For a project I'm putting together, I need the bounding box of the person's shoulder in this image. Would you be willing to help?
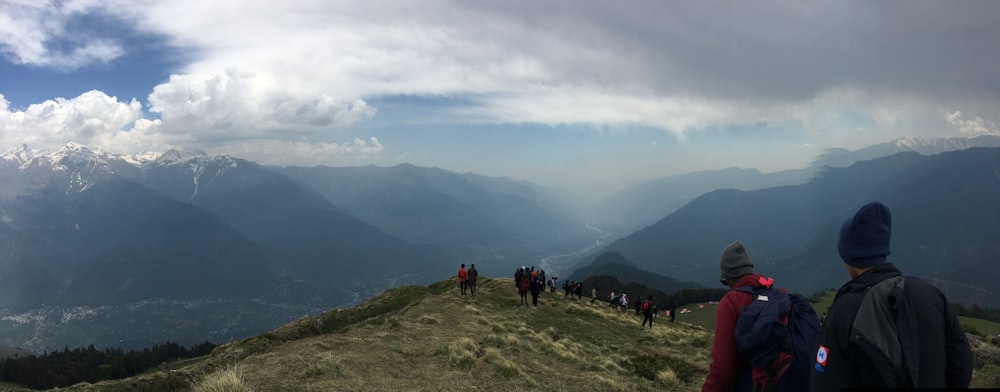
[900,275,952,306]
[720,288,752,305]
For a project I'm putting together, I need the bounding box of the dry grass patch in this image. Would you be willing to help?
[437,337,480,368]
[192,364,254,392]
[483,347,522,378]
[482,332,518,348]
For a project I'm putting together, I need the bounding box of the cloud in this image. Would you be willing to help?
[147,68,377,139]
[118,0,999,135]
[0,90,151,150]
[0,1,125,70]
[209,137,384,166]
[947,110,999,136]
[0,91,385,165]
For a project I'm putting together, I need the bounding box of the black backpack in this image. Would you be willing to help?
[732,278,820,392]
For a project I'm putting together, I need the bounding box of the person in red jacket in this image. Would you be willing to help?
[702,241,766,392]
[457,263,468,295]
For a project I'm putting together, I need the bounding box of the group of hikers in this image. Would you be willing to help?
[454,202,975,391]
[701,202,973,391]
[455,263,477,296]
[512,266,549,307]
[465,262,679,329]
[510,266,671,328]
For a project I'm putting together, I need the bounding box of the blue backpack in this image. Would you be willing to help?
[733,278,820,392]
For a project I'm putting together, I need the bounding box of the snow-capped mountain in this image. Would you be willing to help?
[0,144,247,201]
[0,142,454,352]
[813,134,1000,168]
[0,143,152,196]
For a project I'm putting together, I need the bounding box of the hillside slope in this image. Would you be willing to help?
[17,278,1000,391]
[35,278,718,391]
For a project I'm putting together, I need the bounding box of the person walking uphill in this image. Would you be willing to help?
[457,264,468,295]
[467,264,478,296]
[810,202,972,391]
[641,295,654,328]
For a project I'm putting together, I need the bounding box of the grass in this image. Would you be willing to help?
[191,364,254,392]
[16,277,1000,391]
[960,316,1000,338]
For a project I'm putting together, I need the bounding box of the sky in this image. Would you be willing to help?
[1,0,999,200]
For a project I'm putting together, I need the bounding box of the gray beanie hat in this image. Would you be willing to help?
[720,241,755,281]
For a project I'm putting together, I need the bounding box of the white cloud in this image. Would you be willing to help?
[0,91,152,150]
[947,110,999,136]
[0,1,124,69]
[209,137,384,166]
[148,68,377,139]
[0,91,384,165]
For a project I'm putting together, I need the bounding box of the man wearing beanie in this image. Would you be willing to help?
[702,241,771,392]
[811,202,972,391]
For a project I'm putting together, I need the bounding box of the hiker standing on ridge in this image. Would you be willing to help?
[468,264,478,296]
[702,241,810,392]
[641,295,654,328]
[518,270,530,306]
[530,271,544,307]
[457,264,468,295]
[810,202,972,391]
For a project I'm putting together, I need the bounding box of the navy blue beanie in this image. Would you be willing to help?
[838,202,892,268]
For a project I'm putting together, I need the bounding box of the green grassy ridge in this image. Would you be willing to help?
[6,278,999,391]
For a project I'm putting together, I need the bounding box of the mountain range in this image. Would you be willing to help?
[2,135,999,353]
[574,146,1000,307]
[594,135,1000,235]
[566,251,702,295]
[1,143,580,351]
[277,164,597,273]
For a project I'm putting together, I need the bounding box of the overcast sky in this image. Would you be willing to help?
[1,0,998,199]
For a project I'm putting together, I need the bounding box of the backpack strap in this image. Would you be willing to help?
[732,285,764,297]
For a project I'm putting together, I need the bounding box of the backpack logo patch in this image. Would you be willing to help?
[816,345,828,366]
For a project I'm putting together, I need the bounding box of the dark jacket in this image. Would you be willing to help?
[702,273,765,392]
[530,277,544,295]
[810,263,972,391]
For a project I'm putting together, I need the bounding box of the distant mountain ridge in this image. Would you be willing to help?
[575,146,1000,307]
[813,135,1000,168]
[566,251,702,295]
[0,143,455,351]
[592,166,815,233]
[594,135,1000,236]
[278,164,597,273]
